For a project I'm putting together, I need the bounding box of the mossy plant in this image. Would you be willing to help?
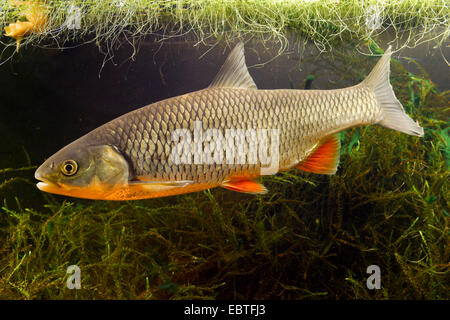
[0,45,448,299]
[0,0,448,60]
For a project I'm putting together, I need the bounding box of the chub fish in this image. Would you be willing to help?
[35,43,423,200]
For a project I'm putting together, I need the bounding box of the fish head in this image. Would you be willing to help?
[35,142,130,199]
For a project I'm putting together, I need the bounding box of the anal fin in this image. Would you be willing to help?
[221,178,267,194]
[296,135,340,175]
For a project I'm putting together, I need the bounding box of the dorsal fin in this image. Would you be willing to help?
[296,135,341,175]
[209,42,257,89]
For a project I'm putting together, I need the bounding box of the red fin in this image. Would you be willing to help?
[221,179,267,194]
[297,135,340,174]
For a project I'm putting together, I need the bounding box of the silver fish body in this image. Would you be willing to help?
[85,85,379,181]
[34,43,423,200]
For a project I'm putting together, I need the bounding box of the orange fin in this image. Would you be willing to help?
[221,179,267,194]
[296,135,340,174]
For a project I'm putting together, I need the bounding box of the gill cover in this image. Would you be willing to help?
[87,145,130,187]
[35,144,130,199]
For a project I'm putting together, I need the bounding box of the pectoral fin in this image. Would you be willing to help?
[221,178,267,194]
[131,178,193,192]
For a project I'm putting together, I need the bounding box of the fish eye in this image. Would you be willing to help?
[61,160,78,176]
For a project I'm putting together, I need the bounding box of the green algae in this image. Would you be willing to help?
[0,46,448,299]
[0,0,448,62]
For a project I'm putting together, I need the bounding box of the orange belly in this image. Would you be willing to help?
[103,183,219,200]
[40,181,219,201]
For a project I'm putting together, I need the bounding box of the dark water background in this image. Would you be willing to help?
[0,35,448,205]
[0,32,448,300]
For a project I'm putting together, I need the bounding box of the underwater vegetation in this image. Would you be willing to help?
[0,40,448,299]
[0,0,448,61]
[3,0,48,52]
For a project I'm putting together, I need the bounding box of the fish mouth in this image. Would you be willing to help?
[36,181,52,190]
[36,179,60,191]
[35,171,60,190]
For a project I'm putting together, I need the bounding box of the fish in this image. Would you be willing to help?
[35,42,424,200]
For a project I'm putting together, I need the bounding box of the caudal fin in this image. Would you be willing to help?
[363,46,424,137]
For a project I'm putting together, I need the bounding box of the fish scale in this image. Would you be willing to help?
[87,85,380,184]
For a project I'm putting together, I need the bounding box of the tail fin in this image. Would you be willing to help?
[363,46,424,137]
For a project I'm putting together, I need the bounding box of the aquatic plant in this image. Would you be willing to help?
[3,0,48,52]
[0,47,448,299]
[0,0,448,62]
